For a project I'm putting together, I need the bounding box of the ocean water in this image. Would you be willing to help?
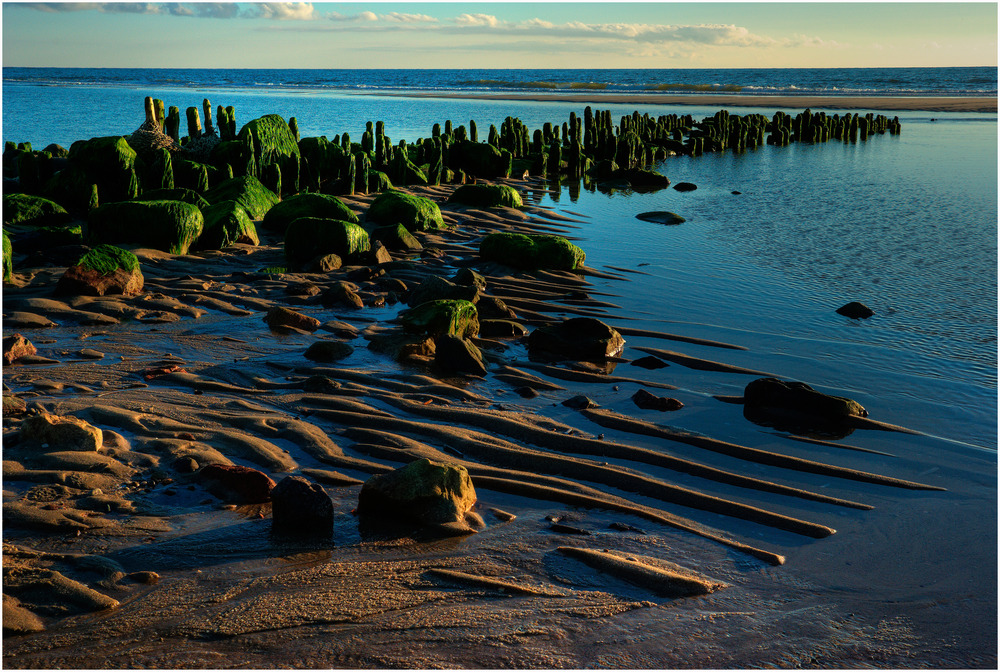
[1,67,996,451]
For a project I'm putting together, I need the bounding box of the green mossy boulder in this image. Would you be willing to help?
[55,244,143,297]
[3,194,72,227]
[197,201,259,250]
[67,136,138,202]
[449,140,511,178]
[136,188,210,210]
[87,200,203,255]
[448,183,523,209]
[238,114,300,178]
[203,175,279,220]
[366,190,445,233]
[261,193,359,232]
[367,169,393,192]
[371,223,423,252]
[479,232,585,271]
[12,224,84,253]
[2,231,12,283]
[42,165,99,214]
[386,152,428,186]
[358,458,477,527]
[284,217,370,268]
[400,299,479,339]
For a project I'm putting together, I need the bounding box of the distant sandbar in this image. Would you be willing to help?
[374,91,997,114]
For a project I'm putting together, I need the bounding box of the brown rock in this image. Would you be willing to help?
[199,463,276,503]
[321,282,364,310]
[271,476,333,536]
[19,412,103,452]
[56,264,144,297]
[3,333,37,365]
[264,306,321,332]
[632,389,684,411]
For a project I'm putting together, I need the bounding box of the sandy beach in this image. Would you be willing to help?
[378,91,998,113]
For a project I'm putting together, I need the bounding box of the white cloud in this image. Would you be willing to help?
[453,13,500,28]
[253,3,316,21]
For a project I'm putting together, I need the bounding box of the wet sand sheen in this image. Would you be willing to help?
[1,177,988,668]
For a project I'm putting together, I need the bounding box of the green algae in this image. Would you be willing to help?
[366,190,444,232]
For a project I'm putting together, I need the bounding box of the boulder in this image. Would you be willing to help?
[528,318,625,361]
[371,223,422,252]
[562,395,599,410]
[87,200,203,255]
[305,253,342,273]
[238,114,301,172]
[636,211,686,225]
[55,244,143,297]
[448,184,523,209]
[3,333,37,364]
[135,187,210,209]
[199,463,276,503]
[367,169,393,192]
[476,295,517,320]
[366,332,436,362]
[400,300,479,339]
[406,275,479,307]
[203,175,279,220]
[836,301,874,319]
[284,217,370,268]
[452,268,487,291]
[67,135,138,203]
[358,458,477,527]
[478,319,527,339]
[479,232,586,271]
[448,140,511,178]
[385,152,428,186]
[304,340,354,362]
[3,231,12,283]
[632,389,684,411]
[270,476,334,537]
[630,355,669,370]
[321,281,364,309]
[196,201,259,250]
[366,190,445,233]
[673,182,698,192]
[3,193,72,227]
[19,412,103,452]
[261,192,359,232]
[10,224,84,254]
[264,306,321,332]
[434,334,487,376]
[743,377,868,425]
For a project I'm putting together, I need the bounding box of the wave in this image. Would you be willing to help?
[459,79,608,91]
[646,83,744,92]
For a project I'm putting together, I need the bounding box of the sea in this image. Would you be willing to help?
[2,66,997,452]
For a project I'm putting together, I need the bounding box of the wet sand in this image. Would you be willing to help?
[376,91,998,113]
[2,179,996,668]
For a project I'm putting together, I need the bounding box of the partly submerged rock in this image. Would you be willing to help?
[528,317,625,361]
[743,377,868,427]
[270,475,334,537]
[636,211,686,225]
[632,388,684,411]
[304,340,354,363]
[836,301,875,319]
[434,334,487,377]
[55,244,143,297]
[673,182,698,192]
[358,458,477,528]
[479,232,585,271]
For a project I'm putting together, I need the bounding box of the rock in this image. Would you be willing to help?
[836,301,874,319]
[171,456,199,474]
[199,463,276,503]
[636,211,686,225]
[320,281,364,310]
[304,340,354,362]
[237,114,301,175]
[196,200,259,249]
[55,244,143,297]
[264,306,321,332]
[135,187,210,209]
[452,268,487,291]
[260,192,359,232]
[528,318,625,361]
[400,300,479,339]
[87,201,203,255]
[448,140,511,178]
[3,394,28,417]
[19,412,103,452]
[385,151,428,186]
[434,334,487,376]
[3,594,45,634]
[284,217,370,268]
[478,319,528,339]
[366,190,445,232]
[3,193,72,227]
[562,395,599,410]
[305,253,343,273]
[514,386,538,399]
[11,225,84,254]
[203,175,280,219]
[2,231,12,283]
[3,333,37,365]
[476,295,518,320]
[479,232,586,271]
[611,168,670,190]
[673,182,698,192]
[630,355,669,370]
[406,275,479,307]
[66,135,138,203]
[743,377,868,425]
[447,183,523,208]
[366,332,436,362]
[128,571,160,585]
[363,240,392,266]
[358,458,477,527]
[270,475,334,536]
[370,223,422,252]
[367,169,393,193]
[632,389,684,411]
[319,320,360,339]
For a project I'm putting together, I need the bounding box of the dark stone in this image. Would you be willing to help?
[836,301,874,319]
[199,463,276,503]
[304,340,354,362]
[743,377,868,428]
[303,375,341,393]
[528,318,625,361]
[305,253,343,273]
[434,334,487,377]
[630,355,669,370]
[406,275,479,307]
[171,457,199,474]
[673,182,698,192]
[320,282,364,309]
[636,211,686,225]
[631,389,683,412]
[270,475,333,537]
[264,306,321,332]
[478,319,528,339]
[476,295,517,320]
[562,395,599,410]
[357,458,477,527]
[514,386,538,399]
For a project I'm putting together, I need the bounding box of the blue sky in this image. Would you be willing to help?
[2,2,996,69]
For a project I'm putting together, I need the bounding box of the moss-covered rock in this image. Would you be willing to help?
[386,152,428,186]
[67,136,138,203]
[87,200,203,255]
[239,115,301,166]
[136,188,210,210]
[367,169,393,192]
[447,183,523,209]
[42,165,99,214]
[371,223,422,252]
[406,275,479,307]
[261,193,358,232]
[2,231,12,283]
[203,175,279,220]
[479,232,585,271]
[55,244,143,297]
[3,194,72,227]
[358,458,477,527]
[284,217,370,268]
[449,140,511,178]
[400,299,479,339]
[197,201,259,250]
[11,224,84,253]
[366,190,445,233]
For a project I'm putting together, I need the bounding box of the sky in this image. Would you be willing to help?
[1,1,997,69]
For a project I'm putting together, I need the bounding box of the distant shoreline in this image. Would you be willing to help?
[372,91,998,114]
